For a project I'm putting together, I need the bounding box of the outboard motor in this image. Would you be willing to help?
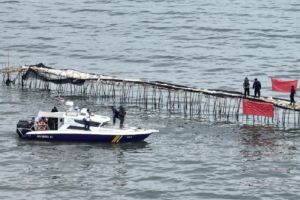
[16,120,32,138]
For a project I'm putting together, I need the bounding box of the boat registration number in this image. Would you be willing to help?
[37,135,53,139]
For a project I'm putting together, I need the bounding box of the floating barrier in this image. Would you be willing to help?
[1,63,300,129]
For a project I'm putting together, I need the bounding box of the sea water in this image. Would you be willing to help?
[1,1,300,199]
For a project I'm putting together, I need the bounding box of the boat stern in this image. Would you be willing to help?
[16,120,32,138]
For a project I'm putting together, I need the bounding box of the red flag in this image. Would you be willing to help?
[243,99,274,117]
[271,78,298,93]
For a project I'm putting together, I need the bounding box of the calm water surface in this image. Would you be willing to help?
[1,0,300,199]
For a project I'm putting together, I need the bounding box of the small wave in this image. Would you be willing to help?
[192,56,212,60]
[150,62,175,68]
[68,54,83,58]
[108,11,127,16]
[240,54,256,58]
[147,55,185,61]
[28,26,43,30]
[25,44,57,50]
[248,28,287,33]
[7,44,26,48]
[33,37,55,41]
[0,1,19,4]
[150,10,193,16]
[243,43,277,49]
[170,35,203,41]
[141,69,169,74]
[251,72,267,76]
[205,67,233,72]
[123,59,151,64]
[196,26,239,32]
[71,9,106,13]
[5,20,27,24]
[147,26,173,31]
[0,111,21,115]
[284,8,300,12]
[80,55,106,59]
[0,101,23,105]
[248,32,300,39]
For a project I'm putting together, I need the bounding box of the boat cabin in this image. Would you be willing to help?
[37,111,65,131]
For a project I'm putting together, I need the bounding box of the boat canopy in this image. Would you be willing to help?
[38,111,65,118]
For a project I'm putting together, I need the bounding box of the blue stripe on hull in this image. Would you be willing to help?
[22,133,151,143]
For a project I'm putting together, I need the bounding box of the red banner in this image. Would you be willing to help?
[243,99,274,117]
[271,78,298,93]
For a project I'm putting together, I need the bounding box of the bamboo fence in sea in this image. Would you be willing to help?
[1,64,300,128]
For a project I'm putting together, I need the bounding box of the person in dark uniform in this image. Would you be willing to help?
[49,106,58,130]
[252,78,261,98]
[243,77,250,97]
[111,106,126,128]
[111,106,119,125]
[118,106,126,129]
[51,106,58,112]
[5,78,11,86]
[290,85,296,106]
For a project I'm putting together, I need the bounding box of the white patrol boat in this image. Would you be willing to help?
[16,104,158,143]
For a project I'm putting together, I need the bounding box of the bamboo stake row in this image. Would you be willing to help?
[1,65,300,128]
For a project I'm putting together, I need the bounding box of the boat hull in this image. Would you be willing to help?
[19,132,151,143]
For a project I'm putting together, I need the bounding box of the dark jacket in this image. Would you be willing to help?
[119,106,126,119]
[243,79,250,88]
[112,107,119,118]
[291,87,296,97]
[253,80,261,90]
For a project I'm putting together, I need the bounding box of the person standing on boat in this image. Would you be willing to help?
[84,109,91,130]
[111,106,126,128]
[111,106,119,125]
[290,85,296,106]
[51,106,58,112]
[243,77,250,97]
[119,106,126,129]
[253,78,261,98]
[49,106,58,130]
